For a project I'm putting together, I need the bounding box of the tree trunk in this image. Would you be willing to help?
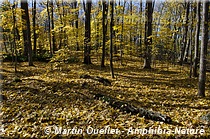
[21,0,33,66]
[143,0,153,69]
[83,0,92,64]
[120,1,126,65]
[12,3,17,72]
[198,1,209,97]
[110,0,114,78]
[129,0,132,55]
[101,0,108,68]
[193,1,201,77]
[56,1,63,50]
[113,1,119,54]
[2,31,8,53]
[184,33,190,63]
[173,26,177,65]
[189,5,195,78]
[21,1,28,57]
[139,0,143,57]
[178,1,189,65]
[47,0,52,57]
[74,0,79,51]
[50,0,56,53]
[32,0,37,56]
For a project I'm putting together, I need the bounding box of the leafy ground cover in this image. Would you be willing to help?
[0,56,210,138]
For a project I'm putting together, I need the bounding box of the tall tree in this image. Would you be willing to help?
[129,0,133,55]
[47,0,52,56]
[12,2,17,72]
[56,1,63,50]
[32,0,37,56]
[21,1,28,57]
[120,1,126,65]
[198,1,209,97]
[101,0,108,68]
[138,0,143,57]
[50,0,56,53]
[113,1,120,54]
[189,3,196,78]
[73,0,79,51]
[21,0,33,66]
[83,0,92,64]
[193,1,201,77]
[178,1,189,65]
[143,0,153,69]
[110,0,114,78]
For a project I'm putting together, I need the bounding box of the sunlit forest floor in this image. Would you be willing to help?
[1,55,210,138]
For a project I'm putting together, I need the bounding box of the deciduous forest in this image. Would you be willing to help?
[0,0,210,138]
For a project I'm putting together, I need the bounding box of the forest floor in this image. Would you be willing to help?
[1,56,210,138]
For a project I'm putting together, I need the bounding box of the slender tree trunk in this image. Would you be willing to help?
[184,31,190,63]
[8,35,13,61]
[178,1,189,65]
[120,1,126,65]
[96,14,100,51]
[184,3,194,63]
[21,1,28,57]
[190,4,196,78]
[21,0,33,66]
[189,28,193,78]
[129,0,132,55]
[110,0,114,78]
[143,0,153,69]
[83,0,92,64]
[173,25,177,65]
[32,0,37,56]
[139,0,143,57]
[193,1,201,77]
[0,28,2,71]
[12,3,17,72]
[74,0,79,51]
[2,29,8,53]
[198,1,209,97]
[101,0,108,68]
[56,1,63,49]
[50,0,56,53]
[113,1,119,54]
[47,0,52,57]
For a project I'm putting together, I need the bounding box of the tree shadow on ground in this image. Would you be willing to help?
[116,71,197,89]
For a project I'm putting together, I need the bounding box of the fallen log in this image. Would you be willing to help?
[80,74,111,86]
[93,93,172,124]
